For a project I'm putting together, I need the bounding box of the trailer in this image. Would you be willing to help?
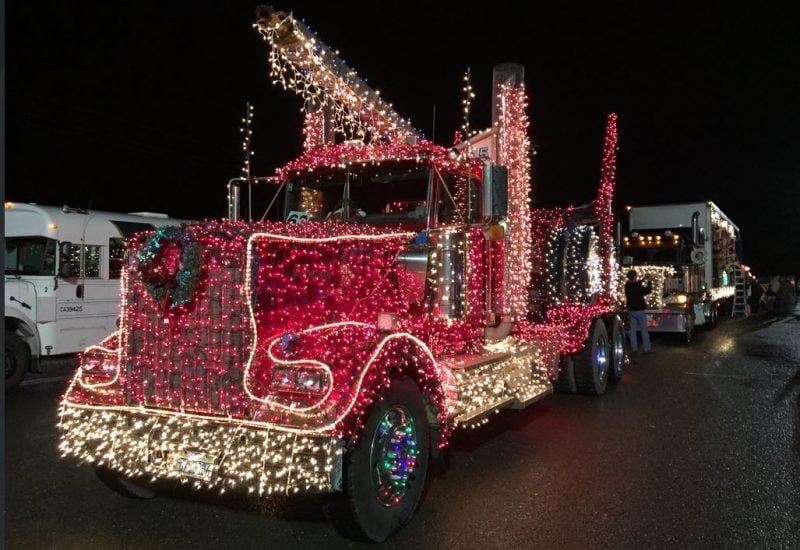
[4,203,189,390]
[620,201,742,342]
[58,6,626,541]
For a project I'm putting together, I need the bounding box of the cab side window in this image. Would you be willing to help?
[437,171,480,225]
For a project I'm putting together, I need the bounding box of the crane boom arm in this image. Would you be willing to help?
[254,5,420,143]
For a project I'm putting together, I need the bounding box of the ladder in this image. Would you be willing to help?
[731,267,748,317]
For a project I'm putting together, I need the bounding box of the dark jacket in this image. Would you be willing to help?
[776,281,796,315]
[625,280,652,311]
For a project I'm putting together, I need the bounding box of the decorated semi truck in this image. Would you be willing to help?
[59,6,626,542]
[619,201,742,342]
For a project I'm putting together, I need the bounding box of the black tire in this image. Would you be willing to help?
[5,332,31,392]
[94,466,158,499]
[709,303,719,328]
[554,355,577,394]
[605,315,625,383]
[574,319,610,396]
[332,378,430,542]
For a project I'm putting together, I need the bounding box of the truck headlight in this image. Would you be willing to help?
[296,369,325,392]
[78,356,120,388]
[270,366,327,394]
[665,294,688,306]
[270,366,296,391]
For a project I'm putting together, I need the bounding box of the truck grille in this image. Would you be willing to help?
[124,264,253,418]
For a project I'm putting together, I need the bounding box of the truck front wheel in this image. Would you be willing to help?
[334,377,430,542]
[574,319,610,396]
[554,355,577,394]
[94,466,158,499]
[5,332,30,392]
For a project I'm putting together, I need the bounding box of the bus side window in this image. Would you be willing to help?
[61,244,81,278]
[109,238,125,279]
[83,245,101,278]
[62,244,101,279]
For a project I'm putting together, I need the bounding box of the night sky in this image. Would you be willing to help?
[6,2,800,276]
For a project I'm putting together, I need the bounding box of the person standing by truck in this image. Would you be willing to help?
[625,270,653,353]
[775,276,797,318]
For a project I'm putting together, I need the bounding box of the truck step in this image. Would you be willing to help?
[509,385,553,409]
[453,396,517,425]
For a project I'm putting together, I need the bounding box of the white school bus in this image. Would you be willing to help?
[4,202,190,390]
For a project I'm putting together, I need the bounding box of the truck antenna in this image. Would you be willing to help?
[432,105,436,144]
[461,67,475,138]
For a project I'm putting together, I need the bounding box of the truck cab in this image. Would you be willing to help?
[620,201,742,341]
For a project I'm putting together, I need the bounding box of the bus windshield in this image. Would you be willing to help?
[621,245,680,266]
[5,237,57,276]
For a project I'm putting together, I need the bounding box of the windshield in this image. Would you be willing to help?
[621,245,680,266]
[284,162,430,225]
[5,237,57,276]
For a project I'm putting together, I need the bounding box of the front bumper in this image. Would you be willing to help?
[58,404,342,496]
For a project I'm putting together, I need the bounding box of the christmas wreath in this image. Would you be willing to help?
[136,226,202,309]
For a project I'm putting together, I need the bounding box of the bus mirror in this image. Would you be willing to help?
[59,263,73,278]
[59,241,74,278]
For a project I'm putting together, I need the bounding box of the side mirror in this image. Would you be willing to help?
[58,241,74,278]
[482,164,508,220]
[58,263,73,278]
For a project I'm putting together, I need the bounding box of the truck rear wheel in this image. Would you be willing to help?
[605,315,625,383]
[554,356,577,394]
[333,377,430,542]
[5,332,30,392]
[709,303,718,328]
[94,466,158,499]
[574,319,609,396]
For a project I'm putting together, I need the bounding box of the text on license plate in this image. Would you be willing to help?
[168,451,217,481]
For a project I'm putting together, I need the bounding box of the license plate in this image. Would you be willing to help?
[646,315,658,328]
[167,450,217,482]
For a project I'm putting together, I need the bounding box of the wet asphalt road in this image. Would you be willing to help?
[5,309,800,549]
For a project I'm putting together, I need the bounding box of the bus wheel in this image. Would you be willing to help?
[5,332,30,392]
